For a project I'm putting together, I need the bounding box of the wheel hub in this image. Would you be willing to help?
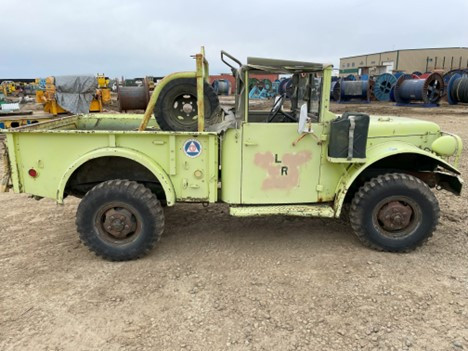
[102,208,136,238]
[377,201,413,231]
[182,103,193,114]
[172,94,198,123]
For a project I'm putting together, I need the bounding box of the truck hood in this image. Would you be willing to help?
[368,116,440,138]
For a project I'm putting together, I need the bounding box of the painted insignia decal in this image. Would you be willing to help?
[254,151,311,190]
[183,139,202,158]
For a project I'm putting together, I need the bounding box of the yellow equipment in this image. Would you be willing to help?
[96,74,111,104]
[1,81,16,96]
[35,77,68,115]
[35,75,111,116]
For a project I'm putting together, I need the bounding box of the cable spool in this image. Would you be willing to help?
[412,71,422,77]
[272,79,280,95]
[389,86,396,102]
[447,73,468,105]
[368,79,375,100]
[373,73,397,101]
[278,78,292,97]
[393,72,404,79]
[248,78,259,91]
[330,81,340,100]
[394,72,444,105]
[335,79,370,102]
[344,74,356,81]
[418,72,432,79]
[262,79,272,91]
[211,79,231,95]
[443,69,467,87]
[118,77,151,111]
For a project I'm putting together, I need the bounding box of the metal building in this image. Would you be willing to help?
[339,47,468,76]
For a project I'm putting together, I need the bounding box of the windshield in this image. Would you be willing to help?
[247,72,322,123]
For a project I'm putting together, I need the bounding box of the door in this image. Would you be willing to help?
[241,122,323,204]
[382,61,394,73]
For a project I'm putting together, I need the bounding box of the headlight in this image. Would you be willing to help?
[431,135,459,156]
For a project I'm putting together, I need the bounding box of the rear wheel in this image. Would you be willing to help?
[349,173,439,252]
[76,180,164,261]
[154,78,220,131]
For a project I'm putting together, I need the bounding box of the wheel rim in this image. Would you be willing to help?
[95,202,142,245]
[169,93,198,128]
[372,196,422,239]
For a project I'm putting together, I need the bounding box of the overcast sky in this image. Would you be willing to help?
[1,0,467,78]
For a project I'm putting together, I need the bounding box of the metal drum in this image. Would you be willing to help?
[394,73,444,105]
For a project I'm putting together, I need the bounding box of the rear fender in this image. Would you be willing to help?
[57,147,175,205]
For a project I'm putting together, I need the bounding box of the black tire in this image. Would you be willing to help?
[154,78,221,131]
[349,173,439,252]
[76,180,164,261]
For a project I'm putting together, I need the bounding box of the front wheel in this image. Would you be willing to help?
[76,180,164,261]
[349,173,439,252]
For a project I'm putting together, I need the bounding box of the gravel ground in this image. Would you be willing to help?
[0,102,467,351]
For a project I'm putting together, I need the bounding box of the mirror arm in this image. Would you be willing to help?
[292,131,321,147]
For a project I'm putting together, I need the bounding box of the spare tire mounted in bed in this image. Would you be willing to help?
[154,78,220,131]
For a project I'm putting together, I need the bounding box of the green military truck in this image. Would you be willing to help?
[1,48,463,261]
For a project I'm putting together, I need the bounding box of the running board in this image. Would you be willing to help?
[229,204,336,218]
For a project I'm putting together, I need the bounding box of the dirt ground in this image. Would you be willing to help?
[0,101,467,351]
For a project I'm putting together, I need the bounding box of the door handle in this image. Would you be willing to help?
[244,141,258,146]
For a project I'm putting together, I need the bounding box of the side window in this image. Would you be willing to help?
[247,74,294,123]
[291,73,322,122]
[246,71,322,123]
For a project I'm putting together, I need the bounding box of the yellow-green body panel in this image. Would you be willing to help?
[4,114,218,205]
[220,128,242,204]
[230,204,335,217]
[240,122,323,204]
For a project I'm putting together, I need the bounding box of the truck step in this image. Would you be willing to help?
[229,204,335,218]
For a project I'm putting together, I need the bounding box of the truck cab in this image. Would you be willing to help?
[220,55,336,209]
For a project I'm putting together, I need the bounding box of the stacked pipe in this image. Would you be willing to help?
[394,73,444,106]
[447,74,468,105]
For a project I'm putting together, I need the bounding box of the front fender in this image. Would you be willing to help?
[56,147,176,205]
[333,141,461,216]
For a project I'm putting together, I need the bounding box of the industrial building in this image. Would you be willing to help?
[339,47,468,76]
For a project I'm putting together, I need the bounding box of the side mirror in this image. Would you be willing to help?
[297,103,312,134]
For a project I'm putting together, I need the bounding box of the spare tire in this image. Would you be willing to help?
[154,78,220,131]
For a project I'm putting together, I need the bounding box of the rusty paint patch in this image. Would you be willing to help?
[254,151,311,190]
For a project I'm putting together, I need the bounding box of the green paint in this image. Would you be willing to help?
[339,68,359,74]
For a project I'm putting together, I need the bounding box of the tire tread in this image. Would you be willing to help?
[76,180,164,261]
[349,173,439,252]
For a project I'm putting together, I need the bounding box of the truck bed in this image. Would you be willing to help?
[2,114,219,204]
[9,113,159,132]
